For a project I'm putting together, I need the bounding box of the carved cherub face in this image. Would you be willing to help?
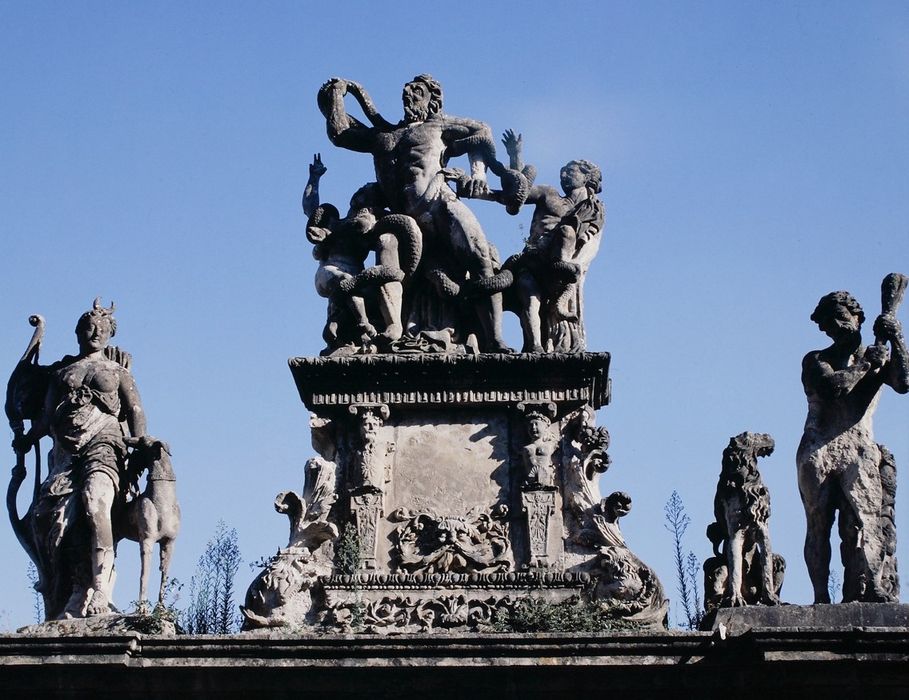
[527,414,550,440]
[560,162,587,194]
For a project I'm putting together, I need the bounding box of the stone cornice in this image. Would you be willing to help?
[288,352,611,412]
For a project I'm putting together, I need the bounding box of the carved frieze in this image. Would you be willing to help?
[388,505,511,575]
[289,353,611,413]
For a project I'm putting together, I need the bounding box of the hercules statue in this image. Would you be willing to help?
[798,275,908,603]
[317,74,514,352]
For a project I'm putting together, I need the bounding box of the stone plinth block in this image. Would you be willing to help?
[705,602,909,635]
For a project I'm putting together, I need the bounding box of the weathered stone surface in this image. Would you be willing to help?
[705,602,909,635]
[389,410,510,518]
[288,352,612,411]
[798,274,908,603]
[246,351,667,631]
[308,75,606,356]
[14,612,177,637]
[490,130,604,353]
[703,432,784,612]
[6,301,178,621]
[315,75,515,354]
[2,628,909,699]
[245,75,655,633]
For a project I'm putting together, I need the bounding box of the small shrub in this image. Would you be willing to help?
[336,522,362,575]
[493,597,641,633]
[664,491,704,630]
[127,578,183,634]
[26,561,43,624]
[180,521,242,634]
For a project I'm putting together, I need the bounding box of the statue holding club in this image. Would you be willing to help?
[797,273,909,603]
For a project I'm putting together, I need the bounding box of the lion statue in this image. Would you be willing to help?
[703,432,784,611]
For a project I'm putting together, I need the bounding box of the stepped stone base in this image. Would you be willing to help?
[705,602,909,635]
[2,627,908,699]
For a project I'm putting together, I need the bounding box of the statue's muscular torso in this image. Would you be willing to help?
[371,118,462,214]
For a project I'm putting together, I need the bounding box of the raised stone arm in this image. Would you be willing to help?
[802,348,886,401]
[873,273,909,393]
[303,153,326,218]
[874,314,909,394]
[441,115,503,198]
[502,129,523,171]
[344,81,395,130]
[318,78,375,153]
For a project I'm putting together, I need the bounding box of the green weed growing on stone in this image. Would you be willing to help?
[336,522,362,576]
[492,596,642,633]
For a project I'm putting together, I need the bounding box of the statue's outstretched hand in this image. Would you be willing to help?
[458,178,489,199]
[309,153,327,179]
[502,129,522,157]
[320,77,347,93]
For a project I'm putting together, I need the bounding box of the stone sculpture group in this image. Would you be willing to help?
[239,74,671,633]
[4,73,906,632]
[307,74,603,356]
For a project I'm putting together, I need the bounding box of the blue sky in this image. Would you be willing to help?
[1,2,907,629]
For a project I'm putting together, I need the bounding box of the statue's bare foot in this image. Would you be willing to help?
[357,323,377,344]
[86,590,112,616]
[380,323,403,342]
[722,592,747,608]
[61,588,88,619]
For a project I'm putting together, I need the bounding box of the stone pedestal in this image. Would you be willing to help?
[242,352,667,632]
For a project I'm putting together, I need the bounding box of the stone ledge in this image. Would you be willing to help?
[705,602,909,635]
[1,628,907,699]
[288,352,611,412]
